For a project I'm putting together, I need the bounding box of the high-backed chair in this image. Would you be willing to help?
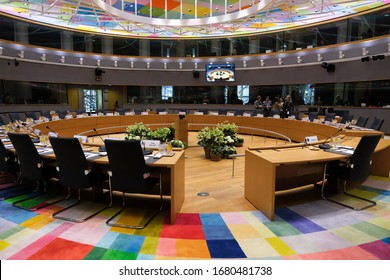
[0,113,12,125]
[104,139,163,229]
[355,116,369,127]
[8,133,62,210]
[309,112,318,122]
[0,140,18,188]
[370,118,384,131]
[25,111,39,120]
[49,137,108,223]
[324,113,336,122]
[57,110,68,119]
[9,112,26,122]
[341,114,353,124]
[321,134,381,210]
[40,110,52,120]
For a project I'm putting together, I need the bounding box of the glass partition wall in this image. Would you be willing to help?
[1,80,389,108]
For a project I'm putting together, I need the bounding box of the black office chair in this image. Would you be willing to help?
[25,111,39,120]
[104,139,163,229]
[321,134,381,210]
[309,112,318,122]
[0,113,12,125]
[370,118,384,131]
[341,114,353,124]
[49,137,108,223]
[8,133,62,210]
[324,113,336,122]
[0,140,19,190]
[355,116,369,127]
[9,112,25,123]
[40,110,52,120]
[57,110,68,119]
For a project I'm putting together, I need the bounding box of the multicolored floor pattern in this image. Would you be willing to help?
[0,176,389,260]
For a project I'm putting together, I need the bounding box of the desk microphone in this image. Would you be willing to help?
[93,128,106,152]
[318,128,343,149]
[46,126,59,137]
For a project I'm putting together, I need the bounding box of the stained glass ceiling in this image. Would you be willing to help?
[0,0,388,38]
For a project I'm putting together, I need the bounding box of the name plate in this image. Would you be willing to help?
[74,135,88,143]
[226,112,235,116]
[179,111,186,115]
[141,112,149,115]
[141,140,160,149]
[243,113,251,117]
[194,111,204,115]
[159,111,168,115]
[106,113,114,116]
[304,136,318,143]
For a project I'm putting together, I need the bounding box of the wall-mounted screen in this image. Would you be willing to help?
[206,64,235,82]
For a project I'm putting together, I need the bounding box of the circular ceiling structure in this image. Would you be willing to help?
[0,0,389,38]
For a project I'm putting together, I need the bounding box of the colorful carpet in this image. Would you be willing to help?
[0,176,389,260]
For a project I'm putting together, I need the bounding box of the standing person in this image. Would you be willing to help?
[281,95,294,118]
[254,95,262,111]
[262,96,272,117]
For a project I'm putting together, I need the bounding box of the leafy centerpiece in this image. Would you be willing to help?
[197,121,243,160]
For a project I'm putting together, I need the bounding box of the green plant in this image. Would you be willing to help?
[125,122,150,140]
[217,121,238,136]
[171,139,187,149]
[147,127,174,142]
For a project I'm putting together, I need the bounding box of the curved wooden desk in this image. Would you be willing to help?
[245,137,390,220]
[32,114,383,142]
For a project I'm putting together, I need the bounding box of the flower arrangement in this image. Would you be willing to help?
[217,121,238,136]
[171,139,187,149]
[124,122,186,148]
[147,127,174,142]
[125,122,150,140]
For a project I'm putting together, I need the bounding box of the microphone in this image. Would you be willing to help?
[318,128,343,149]
[46,126,59,137]
[93,128,106,152]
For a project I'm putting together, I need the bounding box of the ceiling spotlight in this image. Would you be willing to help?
[60,56,65,63]
[97,59,101,66]
[179,62,183,69]
[146,62,150,69]
[260,59,265,67]
[79,58,84,65]
[362,47,369,56]
[130,61,134,68]
[278,58,283,65]
[18,51,24,58]
[40,54,46,61]
[338,51,345,59]
[317,54,323,61]
[194,62,198,69]
[0,47,3,55]
[164,62,167,69]
[243,61,247,67]
[114,60,118,67]
[297,56,302,64]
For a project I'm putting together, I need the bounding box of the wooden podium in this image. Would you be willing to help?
[175,117,188,144]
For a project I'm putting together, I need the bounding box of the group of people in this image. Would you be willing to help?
[254,95,294,118]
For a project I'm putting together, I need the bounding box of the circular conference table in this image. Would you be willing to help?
[32,114,388,222]
[32,114,384,142]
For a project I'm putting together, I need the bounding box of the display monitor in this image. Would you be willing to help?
[206,64,235,82]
